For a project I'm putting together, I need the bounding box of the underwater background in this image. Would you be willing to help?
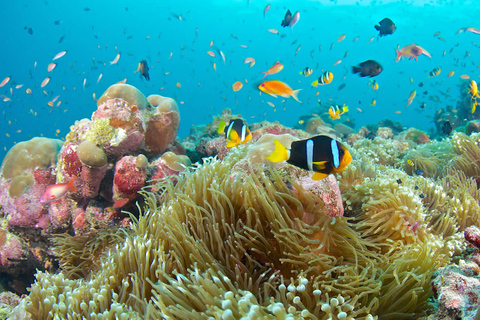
[1,0,479,162]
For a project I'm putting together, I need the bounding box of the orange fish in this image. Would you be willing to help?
[448,70,455,78]
[47,63,56,72]
[40,177,78,204]
[460,74,470,79]
[466,27,480,34]
[395,44,431,62]
[406,90,416,107]
[110,53,121,65]
[258,80,301,102]
[337,34,346,42]
[53,50,67,60]
[232,81,243,91]
[206,51,215,57]
[261,61,284,79]
[41,77,50,88]
[244,57,255,67]
[0,77,10,87]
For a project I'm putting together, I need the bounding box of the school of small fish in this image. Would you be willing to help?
[1,3,480,153]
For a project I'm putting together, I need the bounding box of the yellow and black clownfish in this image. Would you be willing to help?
[217,119,252,148]
[299,67,313,77]
[328,104,348,120]
[311,71,333,87]
[266,135,352,180]
[428,67,441,77]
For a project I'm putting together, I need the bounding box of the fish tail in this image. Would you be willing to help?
[217,120,226,134]
[395,47,402,62]
[67,176,79,192]
[266,140,289,163]
[352,66,360,74]
[291,89,302,103]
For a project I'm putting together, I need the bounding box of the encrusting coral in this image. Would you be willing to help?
[18,131,474,320]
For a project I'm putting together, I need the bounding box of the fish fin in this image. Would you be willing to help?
[352,66,361,74]
[312,161,328,170]
[261,72,268,79]
[217,120,226,134]
[266,140,289,163]
[311,172,329,180]
[67,176,79,192]
[311,80,318,87]
[226,140,236,148]
[266,92,278,98]
[291,89,302,103]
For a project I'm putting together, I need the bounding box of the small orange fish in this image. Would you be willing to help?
[206,51,215,57]
[15,84,23,89]
[395,44,431,62]
[244,57,255,67]
[47,63,56,72]
[26,88,32,95]
[117,78,127,84]
[258,80,301,102]
[53,50,67,60]
[209,41,214,47]
[176,82,181,88]
[113,198,131,209]
[41,77,50,88]
[40,177,78,204]
[448,70,455,78]
[97,73,103,83]
[213,62,217,71]
[334,59,342,66]
[460,74,470,79]
[406,90,416,107]
[368,36,375,44]
[110,53,121,65]
[466,27,480,35]
[0,77,10,87]
[268,29,279,34]
[261,61,284,78]
[337,34,346,42]
[232,81,243,92]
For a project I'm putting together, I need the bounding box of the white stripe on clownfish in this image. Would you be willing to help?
[331,139,340,168]
[306,139,314,171]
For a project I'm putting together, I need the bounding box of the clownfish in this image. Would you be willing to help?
[218,119,252,148]
[266,135,352,180]
[328,104,348,120]
[299,67,313,77]
[312,71,333,87]
[428,67,441,77]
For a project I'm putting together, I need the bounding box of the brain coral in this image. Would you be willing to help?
[1,137,63,180]
[21,139,469,320]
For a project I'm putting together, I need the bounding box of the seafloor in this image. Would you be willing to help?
[1,83,480,319]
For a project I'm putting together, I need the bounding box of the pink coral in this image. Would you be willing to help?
[144,110,180,155]
[112,156,148,201]
[80,164,108,198]
[294,174,344,217]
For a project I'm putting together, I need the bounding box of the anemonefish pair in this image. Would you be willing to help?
[328,104,348,120]
[218,119,252,148]
[266,135,352,180]
[299,67,313,77]
[311,71,333,87]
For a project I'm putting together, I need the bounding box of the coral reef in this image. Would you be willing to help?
[15,131,472,320]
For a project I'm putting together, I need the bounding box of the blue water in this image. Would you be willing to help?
[1,0,478,162]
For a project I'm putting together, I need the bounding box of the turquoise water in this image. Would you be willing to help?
[1,0,478,161]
